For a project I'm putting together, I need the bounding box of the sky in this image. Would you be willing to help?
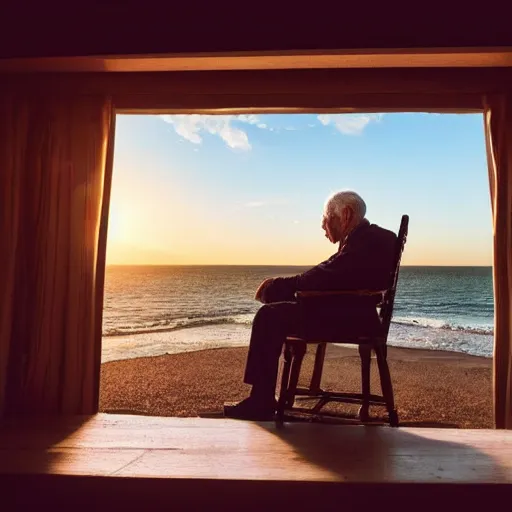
[107,112,492,266]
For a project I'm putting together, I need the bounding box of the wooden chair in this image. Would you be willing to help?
[276,215,409,427]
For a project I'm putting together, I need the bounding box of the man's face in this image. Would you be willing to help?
[322,205,355,244]
[322,211,343,244]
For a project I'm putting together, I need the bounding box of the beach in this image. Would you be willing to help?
[99,343,493,428]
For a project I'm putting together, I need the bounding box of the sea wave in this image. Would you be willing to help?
[103,313,493,337]
[392,316,493,335]
[103,314,254,337]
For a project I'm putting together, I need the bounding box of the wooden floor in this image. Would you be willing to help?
[1,414,512,509]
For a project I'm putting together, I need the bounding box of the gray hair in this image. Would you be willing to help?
[325,190,367,221]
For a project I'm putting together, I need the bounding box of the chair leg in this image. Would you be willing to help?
[277,343,293,422]
[288,343,306,407]
[375,345,399,427]
[358,345,372,422]
[309,343,326,394]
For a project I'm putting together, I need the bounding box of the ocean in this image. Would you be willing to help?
[102,265,494,362]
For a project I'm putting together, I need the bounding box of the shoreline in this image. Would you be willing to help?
[101,323,493,364]
[101,324,251,363]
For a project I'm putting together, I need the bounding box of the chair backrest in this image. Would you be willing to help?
[379,215,409,337]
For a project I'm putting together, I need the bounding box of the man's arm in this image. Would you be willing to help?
[257,227,396,302]
[257,252,339,303]
[296,249,360,291]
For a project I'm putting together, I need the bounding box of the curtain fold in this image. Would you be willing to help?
[0,93,27,416]
[0,92,114,416]
[484,94,512,429]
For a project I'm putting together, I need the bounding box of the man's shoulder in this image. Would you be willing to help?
[358,223,397,247]
[339,222,396,259]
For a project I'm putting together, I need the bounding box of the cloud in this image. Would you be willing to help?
[317,113,383,135]
[243,197,291,208]
[161,114,269,150]
[236,114,260,125]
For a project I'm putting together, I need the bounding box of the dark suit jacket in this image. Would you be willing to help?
[263,219,397,339]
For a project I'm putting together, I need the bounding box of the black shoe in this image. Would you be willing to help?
[224,396,276,421]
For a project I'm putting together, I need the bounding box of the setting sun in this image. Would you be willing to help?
[107,206,124,243]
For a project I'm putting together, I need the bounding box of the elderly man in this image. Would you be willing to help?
[224,190,397,420]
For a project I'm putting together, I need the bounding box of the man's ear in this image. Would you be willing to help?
[342,207,354,225]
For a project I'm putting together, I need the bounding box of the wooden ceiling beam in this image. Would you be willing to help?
[2,48,512,73]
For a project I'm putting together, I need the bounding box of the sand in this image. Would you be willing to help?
[99,344,493,428]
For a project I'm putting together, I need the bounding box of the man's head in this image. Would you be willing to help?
[322,190,367,244]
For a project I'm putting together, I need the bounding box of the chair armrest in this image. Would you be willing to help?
[296,289,386,299]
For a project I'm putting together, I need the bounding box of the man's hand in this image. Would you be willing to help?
[254,278,274,303]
